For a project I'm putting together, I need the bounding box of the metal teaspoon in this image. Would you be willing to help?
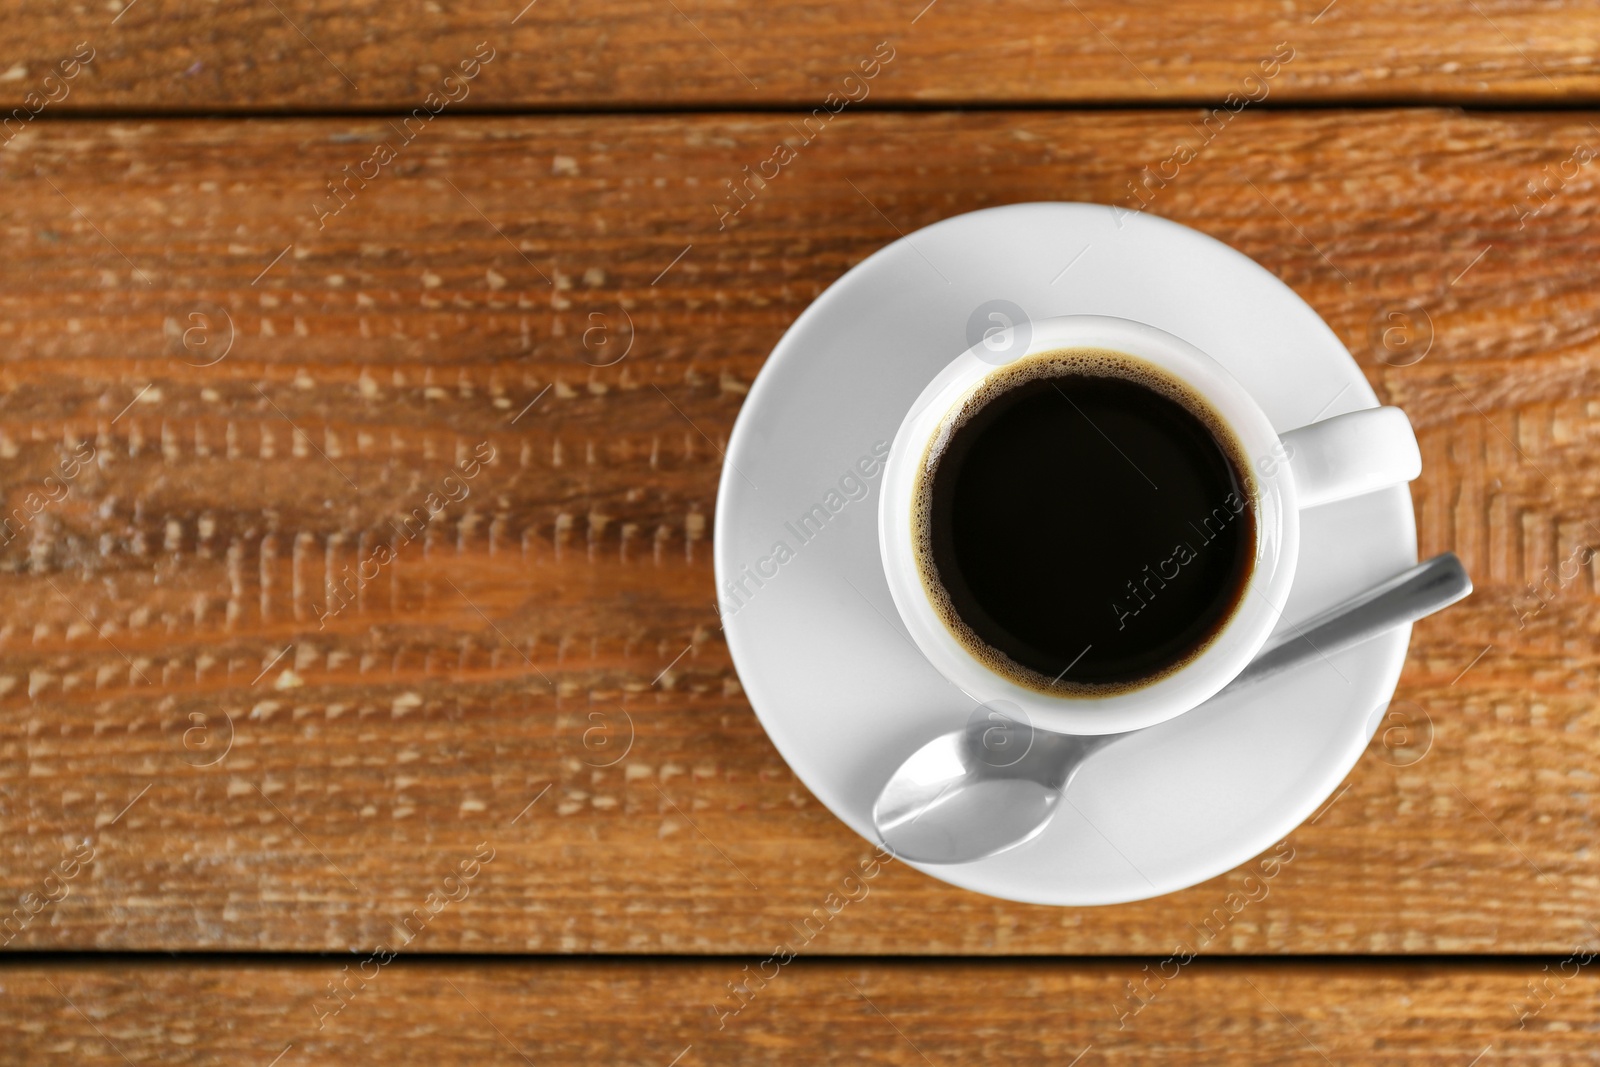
[871,553,1473,865]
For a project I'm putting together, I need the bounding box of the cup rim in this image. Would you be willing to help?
[877,314,1301,736]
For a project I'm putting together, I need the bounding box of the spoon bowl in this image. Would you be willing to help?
[873,722,1121,864]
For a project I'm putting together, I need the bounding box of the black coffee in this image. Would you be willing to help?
[913,349,1255,693]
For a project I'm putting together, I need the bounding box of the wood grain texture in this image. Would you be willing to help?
[3,957,1594,1064]
[2,109,1599,954]
[2,0,1600,112]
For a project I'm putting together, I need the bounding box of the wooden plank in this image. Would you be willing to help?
[1,109,1599,953]
[2,958,1592,1064]
[2,0,1599,113]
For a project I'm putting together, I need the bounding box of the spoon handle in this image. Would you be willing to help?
[1218,553,1472,696]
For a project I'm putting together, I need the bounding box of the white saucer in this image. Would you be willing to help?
[714,203,1416,905]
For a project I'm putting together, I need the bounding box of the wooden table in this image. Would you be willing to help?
[4,2,1600,1062]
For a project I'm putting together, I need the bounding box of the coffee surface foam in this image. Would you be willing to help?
[910,345,1258,696]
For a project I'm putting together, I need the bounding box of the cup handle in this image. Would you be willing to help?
[1278,407,1422,509]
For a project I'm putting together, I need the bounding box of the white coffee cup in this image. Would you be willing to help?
[878,315,1422,736]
